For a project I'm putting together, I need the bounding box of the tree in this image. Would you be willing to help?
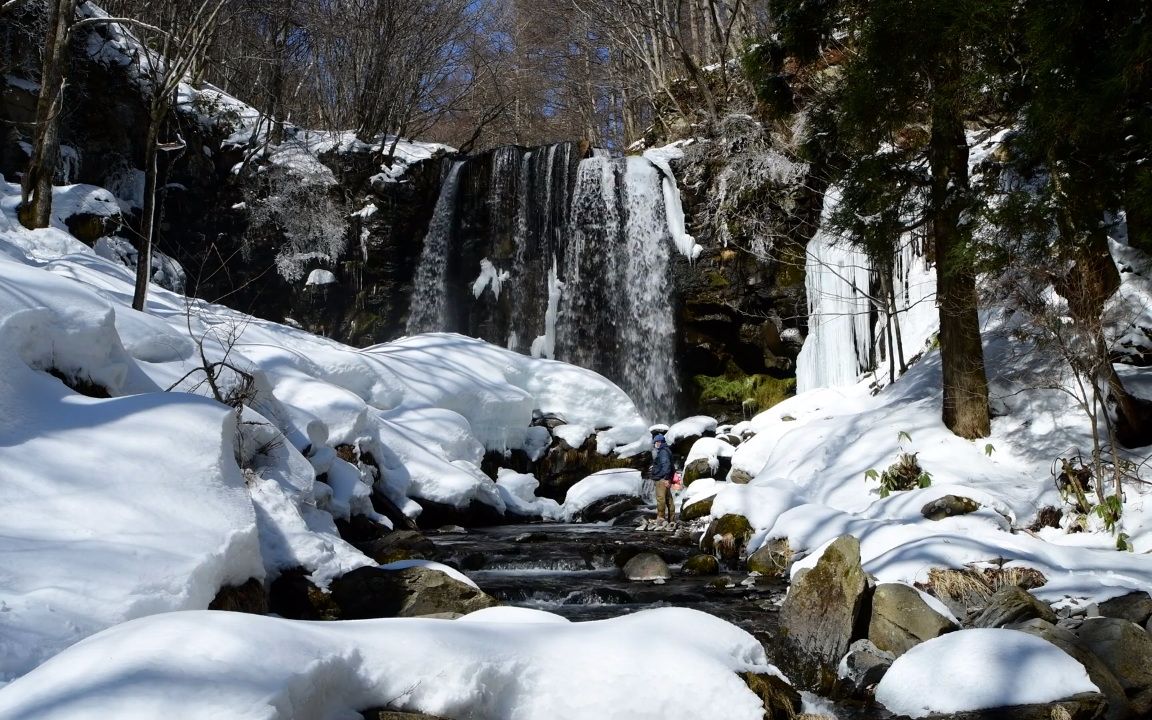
[771,0,1008,439]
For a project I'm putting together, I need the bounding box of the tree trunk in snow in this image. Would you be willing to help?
[131,120,161,311]
[930,105,990,439]
[19,0,74,230]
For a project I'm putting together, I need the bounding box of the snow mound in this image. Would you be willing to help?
[875,629,1098,717]
[561,469,646,520]
[666,415,718,444]
[0,608,777,720]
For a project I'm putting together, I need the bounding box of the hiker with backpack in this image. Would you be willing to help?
[649,434,675,526]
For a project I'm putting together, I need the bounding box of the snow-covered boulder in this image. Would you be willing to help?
[328,562,496,619]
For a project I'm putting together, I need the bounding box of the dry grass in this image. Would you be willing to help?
[922,565,1048,614]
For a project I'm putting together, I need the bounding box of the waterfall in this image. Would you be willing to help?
[558,155,679,420]
[406,161,464,335]
[405,144,682,420]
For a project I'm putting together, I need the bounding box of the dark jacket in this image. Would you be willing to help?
[649,444,674,481]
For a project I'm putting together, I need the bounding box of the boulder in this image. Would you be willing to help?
[330,565,497,619]
[746,538,792,578]
[868,583,958,656]
[701,513,754,568]
[413,497,506,529]
[1096,592,1152,627]
[361,710,453,720]
[683,457,715,485]
[907,693,1107,720]
[622,552,672,581]
[837,639,895,696]
[335,514,392,545]
[1074,617,1152,715]
[729,468,755,484]
[360,530,437,564]
[921,494,981,520]
[209,577,267,615]
[680,494,715,522]
[680,554,721,576]
[1010,618,1130,720]
[778,535,870,690]
[268,568,341,620]
[970,585,1058,628]
[579,494,642,522]
[740,671,802,720]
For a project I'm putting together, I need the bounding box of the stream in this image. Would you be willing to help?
[429,515,886,719]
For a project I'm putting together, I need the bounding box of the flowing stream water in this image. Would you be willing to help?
[430,519,886,719]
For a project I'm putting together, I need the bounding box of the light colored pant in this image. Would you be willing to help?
[654,480,675,521]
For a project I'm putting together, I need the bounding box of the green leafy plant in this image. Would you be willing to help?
[864,432,933,497]
[984,443,996,457]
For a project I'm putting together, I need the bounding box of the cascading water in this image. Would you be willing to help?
[406,161,464,335]
[558,155,679,420]
[405,144,683,420]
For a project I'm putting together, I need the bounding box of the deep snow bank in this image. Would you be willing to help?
[0,608,777,720]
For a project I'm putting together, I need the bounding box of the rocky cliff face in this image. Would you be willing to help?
[1,12,822,422]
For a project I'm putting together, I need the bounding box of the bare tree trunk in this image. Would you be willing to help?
[19,0,73,230]
[132,119,161,311]
[930,104,990,439]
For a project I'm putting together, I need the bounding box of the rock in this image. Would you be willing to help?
[335,514,392,545]
[435,525,468,534]
[268,568,340,620]
[330,565,497,619]
[970,585,1058,628]
[1010,618,1130,720]
[701,513,754,568]
[622,552,672,581]
[680,554,721,576]
[868,583,958,656]
[64,210,121,244]
[746,538,792,578]
[361,709,453,720]
[683,457,715,484]
[459,552,487,571]
[360,530,437,564]
[578,494,642,522]
[778,535,870,691]
[680,494,714,521]
[921,494,981,520]
[729,468,754,484]
[740,671,802,719]
[837,639,895,696]
[1074,617,1152,715]
[563,588,633,605]
[513,532,550,543]
[414,497,506,529]
[910,693,1107,720]
[1097,592,1152,626]
[209,577,267,614]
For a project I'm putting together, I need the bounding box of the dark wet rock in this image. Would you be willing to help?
[1074,617,1152,715]
[435,525,469,534]
[622,552,672,581]
[531,435,644,500]
[414,497,507,529]
[746,538,793,578]
[1096,592,1152,627]
[908,693,1107,720]
[361,709,453,720]
[837,639,894,697]
[740,671,802,719]
[778,535,870,692]
[335,514,392,545]
[1010,618,1130,720]
[563,588,633,605]
[459,552,488,571]
[970,585,1058,628]
[330,565,497,619]
[680,494,715,522]
[360,530,438,564]
[513,532,550,543]
[577,494,642,522]
[868,583,958,656]
[65,210,121,244]
[681,554,721,576]
[701,513,754,568]
[268,568,340,620]
[209,577,267,615]
[921,494,981,520]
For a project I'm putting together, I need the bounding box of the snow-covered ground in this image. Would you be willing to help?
[0,175,651,687]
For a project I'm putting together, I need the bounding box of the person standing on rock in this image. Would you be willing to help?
[649,434,675,526]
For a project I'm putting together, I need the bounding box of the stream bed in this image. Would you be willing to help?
[430,519,887,719]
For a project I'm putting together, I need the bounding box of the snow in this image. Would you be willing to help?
[305,269,337,286]
[643,146,703,260]
[530,255,564,360]
[561,469,646,520]
[666,415,718,444]
[496,469,563,520]
[0,176,652,684]
[686,436,735,473]
[0,607,778,720]
[472,258,510,299]
[875,629,1099,717]
[379,559,481,590]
